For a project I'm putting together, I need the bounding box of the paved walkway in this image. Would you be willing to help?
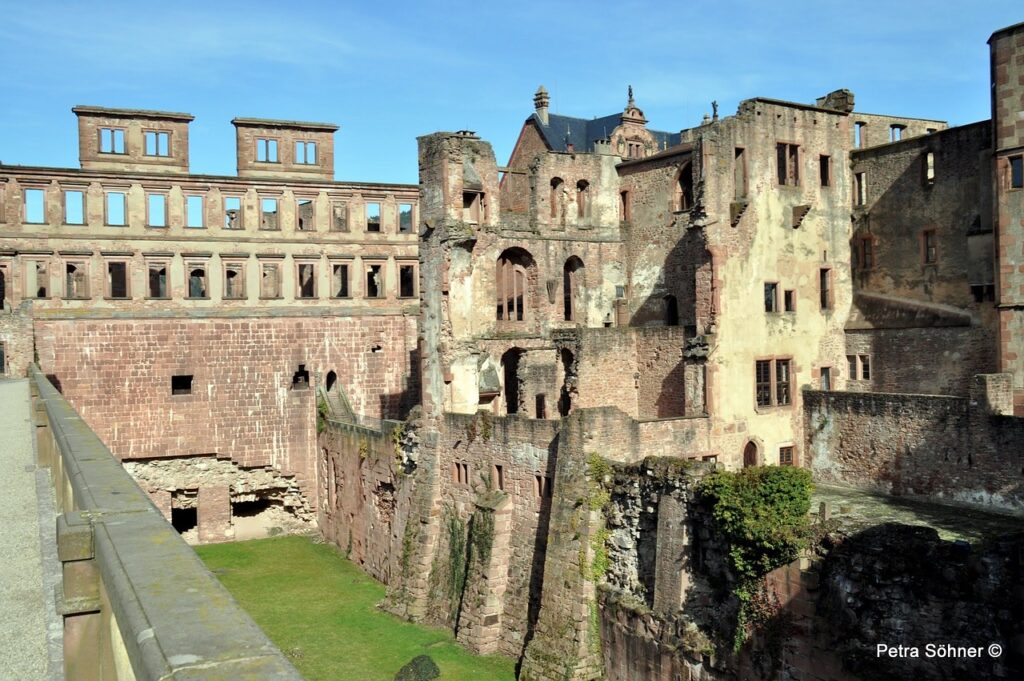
[0,378,60,679]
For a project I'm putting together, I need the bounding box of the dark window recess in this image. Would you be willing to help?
[366,265,382,298]
[493,464,505,491]
[535,394,546,419]
[819,269,832,310]
[0,343,5,375]
[756,360,772,407]
[783,290,795,312]
[1011,156,1024,189]
[292,364,310,389]
[764,283,778,313]
[819,155,830,187]
[664,294,679,326]
[333,264,350,297]
[188,268,207,298]
[108,262,128,298]
[170,506,197,534]
[399,203,414,233]
[971,284,995,302]
[776,143,799,185]
[820,367,831,391]
[779,446,794,466]
[298,264,316,298]
[148,266,167,298]
[399,265,416,297]
[171,375,193,395]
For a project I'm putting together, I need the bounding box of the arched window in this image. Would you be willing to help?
[576,180,589,218]
[563,256,584,322]
[664,294,679,326]
[496,248,534,322]
[675,162,694,211]
[550,177,564,219]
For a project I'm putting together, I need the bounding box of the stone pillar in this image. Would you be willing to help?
[683,361,706,417]
[652,495,690,616]
[197,485,232,543]
[57,512,103,680]
[456,495,513,654]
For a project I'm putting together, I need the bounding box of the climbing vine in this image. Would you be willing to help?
[469,509,495,566]
[316,397,330,434]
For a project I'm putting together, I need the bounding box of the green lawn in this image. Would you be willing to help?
[196,535,517,681]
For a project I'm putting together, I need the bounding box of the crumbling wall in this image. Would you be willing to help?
[0,301,33,377]
[635,327,687,418]
[805,377,1024,511]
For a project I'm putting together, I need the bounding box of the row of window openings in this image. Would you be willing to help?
[171,364,309,397]
[450,461,553,499]
[20,261,416,300]
[99,128,170,157]
[853,122,944,149]
[256,138,318,165]
[853,232,938,269]
[764,270,833,313]
[19,189,414,233]
[854,154,938,208]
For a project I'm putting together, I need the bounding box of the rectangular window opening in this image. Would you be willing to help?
[261,198,279,230]
[186,195,204,228]
[256,138,279,163]
[147,194,167,227]
[65,262,88,299]
[776,143,800,186]
[847,355,857,379]
[24,188,45,224]
[779,446,794,466]
[332,264,350,298]
[148,264,168,298]
[923,230,937,264]
[144,131,170,157]
[366,202,381,232]
[261,263,281,299]
[492,464,505,491]
[924,152,936,186]
[783,289,795,312]
[332,202,348,232]
[27,261,48,298]
[535,394,547,419]
[100,128,126,154]
[889,124,905,143]
[859,355,871,380]
[820,367,831,391]
[187,265,208,299]
[399,264,416,298]
[399,203,414,233]
[764,282,778,313]
[365,264,383,298]
[297,263,317,299]
[1008,155,1022,189]
[296,198,314,231]
[107,262,128,299]
[819,155,831,187]
[854,172,866,206]
[224,264,245,300]
[64,190,85,225]
[734,147,748,199]
[106,192,126,226]
[171,375,193,395]
[619,191,630,221]
[854,122,866,148]
[463,192,481,223]
[819,268,832,310]
[295,140,317,165]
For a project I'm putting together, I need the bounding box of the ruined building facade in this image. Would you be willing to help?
[0,106,419,541]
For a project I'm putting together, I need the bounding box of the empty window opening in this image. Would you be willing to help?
[576,180,590,218]
[854,172,866,206]
[260,198,279,230]
[298,263,317,299]
[550,177,564,219]
[148,194,167,227]
[501,348,525,415]
[365,264,383,298]
[256,138,279,163]
[365,202,381,232]
[297,198,314,231]
[107,262,128,299]
[332,264,350,297]
[559,348,576,417]
[332,202,348,231]
[664,294,679,326]
[0,268,6,306]
[819,268,832,310]
[100,128,125,154]
[675,163,694,211]
[399,264,416,298]
[854,122,866,148]
[776,143,800,186]
[148,264,167,298]
[924,152,936,186]
[224,265,245,299]
[0,343,4,374]
[186,195,204,228]
[463,191,483,223]
[779,446,795,466]
[734,148,748,199]
[295,140,317,165]
[292,364,310,389]
[188,266,208,299]
[496,248,533,321]
[889,124,905,143]
[492,464,505,491]
[764,282,779,313]
[457,462,470,486]
[144,131,170,157]
[24,188,45,223]
[819,155,831,187]
[854,237,874,269]
[535,474,552,499]
[783,289,795,312]
[743,441,759,468]
[859,355,871,380]
[171,374,193,395]
[535,394,547,419]
[231,498,272,521]
[170,506,197,535]
[1011,156,1024,189]
[563,256,584,321]
[820,367,831,391]
[325,370,338,392]
[971,284,996,302]
[261,263,281,298]
[224,197,243,229]
[65,263,88,299]
[923,230,937,264]
[106,192,126,226]
[64,190,85,225]
[398,203,414,233]
[619,190,630,220]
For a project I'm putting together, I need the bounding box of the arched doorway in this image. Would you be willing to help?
[742,440,759,468]
[325,370,337,392]
[664,294,679,326]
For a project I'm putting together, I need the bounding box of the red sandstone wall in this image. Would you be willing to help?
[35,314,418,500]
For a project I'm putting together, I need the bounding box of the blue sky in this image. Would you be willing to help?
[0,1,1020,185]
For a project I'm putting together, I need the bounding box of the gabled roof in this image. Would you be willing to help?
[529,113,680,153]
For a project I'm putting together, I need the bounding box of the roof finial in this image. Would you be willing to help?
[627,85,635,107]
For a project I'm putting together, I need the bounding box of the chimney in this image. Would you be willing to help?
[534,85,550,126]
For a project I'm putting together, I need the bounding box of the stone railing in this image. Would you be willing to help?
[29,366,303,681]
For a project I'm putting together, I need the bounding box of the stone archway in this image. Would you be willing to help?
[743,440,759,468]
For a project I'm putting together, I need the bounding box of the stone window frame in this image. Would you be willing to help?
[778,444,796,466]
[62,256,91,300]
[397,258,417,299]
[221,258,248,301]
[764,281,779,313]
[62,186,88,226]
[398,202,415,233]
[144,257,171,300]
[98,127,127,155]
[24,257,51,299]
[0,259,10,306]
[255,137,280,164]
[819,366,832,391]
[329,199,349,232]
[362,258,387,299]
[534,473,553,499]
[783,289,796,313]
[185,194,206,229]
[451,461,470,486]
[734,147,748,199]
[143,129,172,158]
[853,171,867,206]
[1006,154,1023,190]
[858,354,871,381]
[854,121,867,149]
[328,257,353,299]
[103,256,132,300]
[754,356,794,410]
[492,464,505,491]
[921,229,938,265]
[185,259,210,300]
[223,194,244,230]
[146,191,169,228]
[257,255,284,300]
[775,141,800,187]
[295,258,320,300]
[259,195,281,231]
[819,154,831,188]
[923,151,936,187]
[104,188,129,227]
[364,201,383,233]
[672,163,693,213]
[619,190,631,221]
[295,194,317,232]
[295,140,317,165]
[23,186,47,225]
[819,268,833,311]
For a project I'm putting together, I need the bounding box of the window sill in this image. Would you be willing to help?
[104,297,132,301]
[398,295,417,300]
[147,225,168,229]
[185,226,206,230]
[186,297,210,301]
[259,228,281,232]
[63,222,86,227]
[146,296,171,301]
[296,296,319,301]
[223,297,246,301]
[331,296,353,300]
[104,224,127,228]
[62,297,91,301]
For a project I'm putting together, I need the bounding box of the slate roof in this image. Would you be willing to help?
[529,112,680,153]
